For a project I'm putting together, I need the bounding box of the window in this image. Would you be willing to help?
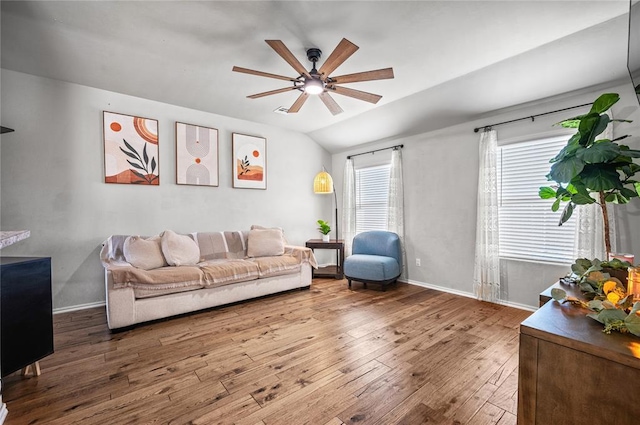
[498,135,577,264]
[355,164,391,234]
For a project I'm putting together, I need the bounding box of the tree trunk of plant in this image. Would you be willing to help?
[599,191,611,259]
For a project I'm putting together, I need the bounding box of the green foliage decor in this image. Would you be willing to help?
[564,257,632,299]
[317,220,331,235]
[551,287,640,337]
[539,93,640,256]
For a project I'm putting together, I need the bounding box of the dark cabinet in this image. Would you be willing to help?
[1,257,53,377]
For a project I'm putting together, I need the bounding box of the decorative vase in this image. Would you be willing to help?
[322,234,330,242]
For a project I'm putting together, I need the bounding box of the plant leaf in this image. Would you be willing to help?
[572,258,592,275]
[550,135,581,162]
[559,201,574,225]
[587,312,602,323]
[127,160,144,170]
[635,182,640,196]
[551,288,566,302]
[624,311,640,337]
[597,308,627,324]
[580,165,622,191]
[119,147,139,160]
[623,149,640,158]
[539,187,556,199]
[548,156,585,183]
[571,192,596,205]
[589,93,619,114]
[122,139,142,160]
[551,198,561,212]
[576,141,620,163]
[143,143,149,167]
[131,170,146,180]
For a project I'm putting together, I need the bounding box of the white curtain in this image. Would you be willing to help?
[388,148,406,277]
[342,158,356,257]
[574,114,617,260]
[473,129,501,302]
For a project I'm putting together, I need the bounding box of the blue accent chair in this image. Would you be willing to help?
[344,231,402,291]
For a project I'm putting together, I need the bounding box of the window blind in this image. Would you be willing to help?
[355,164,391,234]
[498,135,577,264]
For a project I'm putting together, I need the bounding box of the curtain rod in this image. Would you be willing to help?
[347,144,404,159]
[473,102,592,133]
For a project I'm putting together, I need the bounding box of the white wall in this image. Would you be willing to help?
[0,69,332,310]
[333,80,640,309]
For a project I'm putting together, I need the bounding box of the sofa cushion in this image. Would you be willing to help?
[161,230,200,266]
[123,236,167,270]
[109,265,205,299]
[250,255,301,278]
[200,259,260,288]
[247,228,285,257]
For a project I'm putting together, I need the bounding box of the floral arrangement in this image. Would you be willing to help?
[553,258,640,336]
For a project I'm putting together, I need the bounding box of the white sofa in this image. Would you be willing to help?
[100,229,316,330]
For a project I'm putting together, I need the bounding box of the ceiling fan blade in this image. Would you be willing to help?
[233,66,299,82]
[330,68,394,84]
[247,86,299,99]
[318,38,359,77]
[330,86,382,104]
[319,92,343,115]
[265,40,311,78]
[288,92,309,113]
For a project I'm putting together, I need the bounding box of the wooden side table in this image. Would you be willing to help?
[305,239,344,279]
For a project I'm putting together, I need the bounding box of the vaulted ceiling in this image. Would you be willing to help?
[1,1,631,152]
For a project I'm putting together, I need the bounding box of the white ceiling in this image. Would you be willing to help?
[0,1,632,152]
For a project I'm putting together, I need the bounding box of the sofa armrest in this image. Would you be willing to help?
[284,245,318,269]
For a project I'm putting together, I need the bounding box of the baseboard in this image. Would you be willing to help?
[402,279,537,312]
[53,301,106,315]
[50,280,537,315]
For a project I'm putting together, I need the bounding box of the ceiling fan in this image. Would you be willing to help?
[232,38,394,115]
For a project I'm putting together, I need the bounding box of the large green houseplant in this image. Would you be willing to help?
[539,93,640,257]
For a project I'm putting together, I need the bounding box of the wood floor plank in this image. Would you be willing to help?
[2,279,531,424]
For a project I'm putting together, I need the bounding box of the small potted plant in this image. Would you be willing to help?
[317,220,331,242]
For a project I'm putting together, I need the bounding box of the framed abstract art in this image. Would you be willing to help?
[232,133,266,189]
[175,122,219,186]
[103,111,159,185]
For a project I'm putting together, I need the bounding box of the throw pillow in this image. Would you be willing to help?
[247,228,285,257]
[123,236,167,270]
[250,224,289,244]
[160,230,201,266]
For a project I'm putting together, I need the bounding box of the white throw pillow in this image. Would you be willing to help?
[247,228,285,257]
[250,224,289,244]
[123,236,167,270]
[160,230,200,266]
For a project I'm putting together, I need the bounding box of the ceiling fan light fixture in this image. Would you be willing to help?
[304,77,324,95]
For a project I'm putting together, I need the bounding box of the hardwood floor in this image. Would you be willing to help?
[2,279,531,425]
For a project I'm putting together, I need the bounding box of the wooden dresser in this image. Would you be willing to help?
[517,282,640,424]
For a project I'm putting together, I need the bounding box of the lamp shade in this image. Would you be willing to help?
[313,170,334,194]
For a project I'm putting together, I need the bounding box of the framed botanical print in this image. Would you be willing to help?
[175,122,219,186]
[232,133,266,189]
[103,111,159,185]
